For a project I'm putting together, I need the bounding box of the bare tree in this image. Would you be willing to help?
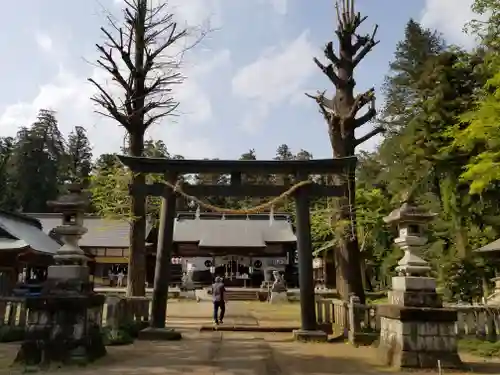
[89,0,191,296]
[306,0,383,303]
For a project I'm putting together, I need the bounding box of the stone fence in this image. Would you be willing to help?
[0,296,152,331]
[315,298,500,344]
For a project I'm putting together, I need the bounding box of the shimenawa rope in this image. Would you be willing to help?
[162,179,312,214]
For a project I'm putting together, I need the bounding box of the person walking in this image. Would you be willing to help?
[212,276,226,325]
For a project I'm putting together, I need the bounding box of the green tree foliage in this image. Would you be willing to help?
[0,137,16,211]
[451,55,500,194]
[89,140,180,221]
[381,19,446,132]
[66,126,93,185]
[334,6,500,300]
[9,110,66,212]
[468,0,500,48]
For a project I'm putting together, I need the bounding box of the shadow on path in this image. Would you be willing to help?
[1,331,500,374]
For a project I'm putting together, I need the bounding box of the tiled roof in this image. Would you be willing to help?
[26,213,154,248]
[0,211,61,254]
[173,213,296,247]
[27,212,296,249]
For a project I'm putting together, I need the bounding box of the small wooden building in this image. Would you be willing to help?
[27,213,156,286]
[0,210,61,294]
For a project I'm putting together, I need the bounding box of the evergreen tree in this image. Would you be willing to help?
[381,19,446,132]
[0,137,16,210]
[10,110,66,212]
[67,126,93,185]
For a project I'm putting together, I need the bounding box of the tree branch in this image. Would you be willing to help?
[144,103,180,128]
[88,78,130,131]
[313,58,340,87]
[353,25,379,67]
[100,26,135,73]
[354,126,384,147]
[324,42,340,67]
[305,91,336,113]
[354,107,376,128]
[349,88,375,117]
[335,0,367,38]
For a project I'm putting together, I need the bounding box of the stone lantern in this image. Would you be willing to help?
[377,195,463,370]
[383,194,435,278]
[47,183,89,276]
[15,184,106,368]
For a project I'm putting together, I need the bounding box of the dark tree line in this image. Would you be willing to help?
[0,109,93,212]
[0,109,315,218]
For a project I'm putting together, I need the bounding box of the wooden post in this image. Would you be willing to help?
[151,173,177,328]
[294,172,317,331]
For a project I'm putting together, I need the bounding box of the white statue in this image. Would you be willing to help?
[181,270,194,291]
[271,271,286,293]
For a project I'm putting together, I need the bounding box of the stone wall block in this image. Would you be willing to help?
[402,333,418,351]
[438,322,456,336]
[401,321,413,335]
[418,322,438,336]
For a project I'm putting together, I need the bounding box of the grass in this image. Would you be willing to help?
[459,338,500,357]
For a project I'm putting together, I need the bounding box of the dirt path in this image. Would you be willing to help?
[1,331,500,374]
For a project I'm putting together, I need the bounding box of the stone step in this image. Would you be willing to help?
[199,325,299,332]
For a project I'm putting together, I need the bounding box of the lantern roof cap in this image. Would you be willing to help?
[47,183,88,212]
[383,191,436,224]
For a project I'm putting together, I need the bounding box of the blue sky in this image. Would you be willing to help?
[0,0,477,160]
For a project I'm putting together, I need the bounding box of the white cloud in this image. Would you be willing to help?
[420,0,481,48]
[0,47,229,159]
[35,32,53,52]
[0,1,234,160]
[113,0,222,28]
[231,30,316,131]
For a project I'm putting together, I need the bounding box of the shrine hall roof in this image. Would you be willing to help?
[25,213,155,248]
[0,211,61,254]
[173,213,296,247]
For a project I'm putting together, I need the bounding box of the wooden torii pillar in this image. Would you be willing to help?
[119,155,357,341]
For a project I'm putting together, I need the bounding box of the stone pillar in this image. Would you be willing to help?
[378,198,462,370]
[15,184,106,368]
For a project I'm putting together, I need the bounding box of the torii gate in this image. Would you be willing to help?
[118,155,356,340]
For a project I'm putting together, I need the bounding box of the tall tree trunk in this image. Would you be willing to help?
[308,1,383,304]
[89,0,189,296]
[127,131,147,296]
[333,147,365,303]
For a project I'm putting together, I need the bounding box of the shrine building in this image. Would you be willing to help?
[171,211,298,287]
[26,213,158,286]
[27,211,298,288]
